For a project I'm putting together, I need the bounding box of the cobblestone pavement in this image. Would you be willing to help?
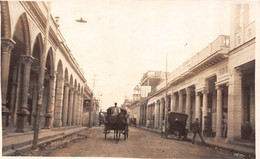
[31,126,246,158]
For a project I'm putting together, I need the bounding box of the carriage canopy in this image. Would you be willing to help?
[168,112,188,129]
[107,106,127,116]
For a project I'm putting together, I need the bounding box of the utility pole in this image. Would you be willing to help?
[164,53,168,136]
[89,74,96,127]
[32,1,51,149]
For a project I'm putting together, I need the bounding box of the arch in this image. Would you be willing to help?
[1,1,11,38]
[73,79,78,124]
[27,33,44,126]
[46,48,55,76]
[64,68,69,84]
[12,12,31,55]
[74,79,77,90]
[62,67,69,127]
[31,34,43,69]
[69,75,73,88]
[56,60,63,78]
[53,59,64,127]
[76,83,81,125]
[6,11,32,127]
[67,74,74,126]
[78,83,81,92]
[81,86,84,95]
[11,12,31,63]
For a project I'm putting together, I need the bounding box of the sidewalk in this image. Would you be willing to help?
[2,125,88,156]
[139,126,255,157]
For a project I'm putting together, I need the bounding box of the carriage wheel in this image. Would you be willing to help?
[161,129,164,138]
[165,130,168,139]
[105,130,107,140]
[178,131,181,140]
[184,134,187,140]
[126,128,129,139]
[184,129,188,140]
[184,131,187,141]
[124,126,127,140]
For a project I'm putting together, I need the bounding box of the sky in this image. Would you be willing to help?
[51,0,232,111]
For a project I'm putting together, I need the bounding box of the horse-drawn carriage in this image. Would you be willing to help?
[104,106,128,141]
[161,112,188,140]
[130,118,137,127]
[99,112,106,126]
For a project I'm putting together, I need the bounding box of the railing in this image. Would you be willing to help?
[244,21,255,43]
[150,35,230,95]
[234,21,255,48]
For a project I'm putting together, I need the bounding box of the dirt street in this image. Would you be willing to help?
[31,126,244,158]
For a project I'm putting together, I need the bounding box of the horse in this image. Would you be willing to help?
[114,112,127,143]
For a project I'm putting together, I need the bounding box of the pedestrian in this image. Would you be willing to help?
[191,118,205,144]
[222,112,228,137]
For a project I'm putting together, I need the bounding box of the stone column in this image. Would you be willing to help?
[80,94,84,125]
[156,103,158,128]
[154,101,158,129]
[195,92,201,120]
[76,92,80,125]
[228,68,242,141]
[202,89,208,133]
[143,105,146,125]
[185,88,191,130]
[16,55,34,132]
[178,90,183,113]
[14,61,22,126]
[72,91,78,125]
[53,76,63,127]
[9,66,18,125]
[68,88,74,126]
[145,104,148,126]
[139,106,142,125]
[44,75,56,129]
[78,93,83,125]
[250,85,255,131]
[159,99,164,129]
[62,83,70,126]
[171,93,176,112]
[149,105,151,121]
[216,86,223,138]
[1,38,15,130]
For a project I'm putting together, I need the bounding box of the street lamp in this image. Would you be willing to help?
[75,17,87,23]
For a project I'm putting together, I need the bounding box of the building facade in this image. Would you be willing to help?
[130,3,255,143]
[82,97,100,127]
[1,1,92,132]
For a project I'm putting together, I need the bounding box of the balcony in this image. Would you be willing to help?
[156,35,230,89]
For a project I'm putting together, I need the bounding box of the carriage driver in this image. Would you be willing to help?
[111,102,121,116]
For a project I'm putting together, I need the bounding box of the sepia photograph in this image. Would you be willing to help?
[1,0,259,158]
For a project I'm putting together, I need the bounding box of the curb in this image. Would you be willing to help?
[138,127,255,158]
[200,141,255,158]
[2,127,88,156]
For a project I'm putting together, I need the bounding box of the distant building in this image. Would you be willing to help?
[121,97,131,113]
[139,71,168,98]
[133,85,141,101]
[128,71,166,127]
[82,97,100,127]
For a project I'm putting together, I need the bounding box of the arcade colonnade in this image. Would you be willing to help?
[142,60,255,142]
[1,1,92,132]
[140,11,256,142]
